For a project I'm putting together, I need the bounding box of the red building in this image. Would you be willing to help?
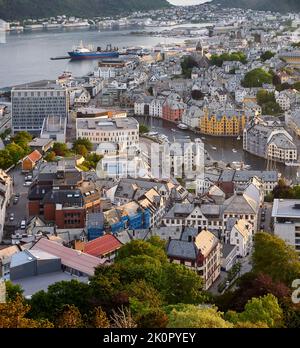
[162,99,186,122]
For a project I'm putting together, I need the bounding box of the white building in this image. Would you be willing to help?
[76,117,139,150]
[228,218,253,257]
[272,199,300,253]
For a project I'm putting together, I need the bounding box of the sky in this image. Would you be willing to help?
[168,0,210,5]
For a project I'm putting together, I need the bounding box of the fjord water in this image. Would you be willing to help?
[0,27,186,88]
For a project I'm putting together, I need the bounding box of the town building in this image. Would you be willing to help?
[167,228,221,290]
[76,117,139,150]
[21,150,42,173]
[243,118,298,165]
[199,109,246,136]
[11,82,69,134]
[40,115,67,143]
[272,199,300,253]
[0,170,13,242]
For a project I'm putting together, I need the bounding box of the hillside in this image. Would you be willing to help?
[0,0,170,21]
[212,0,300,13]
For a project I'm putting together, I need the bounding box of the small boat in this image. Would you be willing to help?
[212,146,217,150]
[148,131,159,136]
[177,123,188,130]
[232,149,237,153]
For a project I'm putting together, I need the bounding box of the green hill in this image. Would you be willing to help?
[0,0,171,21]
[212,0,300,13]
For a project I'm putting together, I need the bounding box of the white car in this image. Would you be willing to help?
[24,181,32,186]
[9,213,14,221]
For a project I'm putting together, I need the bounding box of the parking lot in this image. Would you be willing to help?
[3,165,30,239]
[258,203,273,234]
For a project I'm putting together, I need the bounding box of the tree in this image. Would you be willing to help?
[260,51,275,62]
[252,233,300,285]
[242,68,273,88]
[29,280,92,322]
[191,89,204,100]
[52,142,69,157]
[6,143,25,163]
[89,307,110,328]
[139,124,149,134]
[55,304,84,328]
[110,306,137,328]
[73,138,93,152]
[4,281,24,301]
[115,239,167,264]
[161,263,206,305]
[0,295,53,328]
[210,51,247,67]
[272,178,294,199]
[75,144,88,157]
[44,151,56,162]
[167,304,233,328]
[226,294,284,328]
[12,131,32,145]
[181,56,198,78]
[0,149,14,169]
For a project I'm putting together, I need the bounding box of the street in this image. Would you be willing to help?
[3,165,30,240]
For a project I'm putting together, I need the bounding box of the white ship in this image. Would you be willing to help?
[63,21,90,28]
[24,24,44,30]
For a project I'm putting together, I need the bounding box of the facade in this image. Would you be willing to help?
[243,118,298,164]
[167,228,221,290]
[0,170,13,242]
[228,218,253,257]
[22,150,42,172]
[40,115,67,143]
[76,117,139,149]
[199,109,246,136]
[11,84,68,133]
[162,99,186,122]
[272,199,300,253]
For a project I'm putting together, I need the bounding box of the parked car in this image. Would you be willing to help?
[24,181,32,187]
[9,213,14,221]
[20,220,26,229]
[13,197,19,204]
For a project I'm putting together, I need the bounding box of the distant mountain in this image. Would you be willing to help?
[212,0,300,12]
[0,0,171,21]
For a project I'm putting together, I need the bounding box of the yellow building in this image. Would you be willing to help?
[200,110,246,136]
[279,51,300,68]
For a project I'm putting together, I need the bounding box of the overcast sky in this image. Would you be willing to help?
[168,0,210,5]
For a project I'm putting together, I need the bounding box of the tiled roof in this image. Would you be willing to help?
[84,234,123,257]
[24,150,42,163]
[31,238,105,276]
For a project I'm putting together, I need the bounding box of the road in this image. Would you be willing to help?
[3,165,30,239]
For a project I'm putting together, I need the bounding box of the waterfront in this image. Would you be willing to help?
[137,116,299,181]
[0,24,210,88]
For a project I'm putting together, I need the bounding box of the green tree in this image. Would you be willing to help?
[0,149,14,169]
[6,143,25,163]
[4,281,24,302]
[226,294,284,328]
[73,138,93,152]
[139,124,149,134]
[115,239,167,264]
[29,280,92,321]
[75,144,88,157]
[252,233,300,285]
[260,51,275,62]
[12,131,32,145]
[52,142,69,157]
[242,68,273,88]
[181,56,198,78]
[167,304,233,328]
[210,51,247,67]
[44,151,56,162]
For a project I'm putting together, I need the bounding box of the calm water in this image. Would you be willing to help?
[0,24,208,88]
[137,116,299,181]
